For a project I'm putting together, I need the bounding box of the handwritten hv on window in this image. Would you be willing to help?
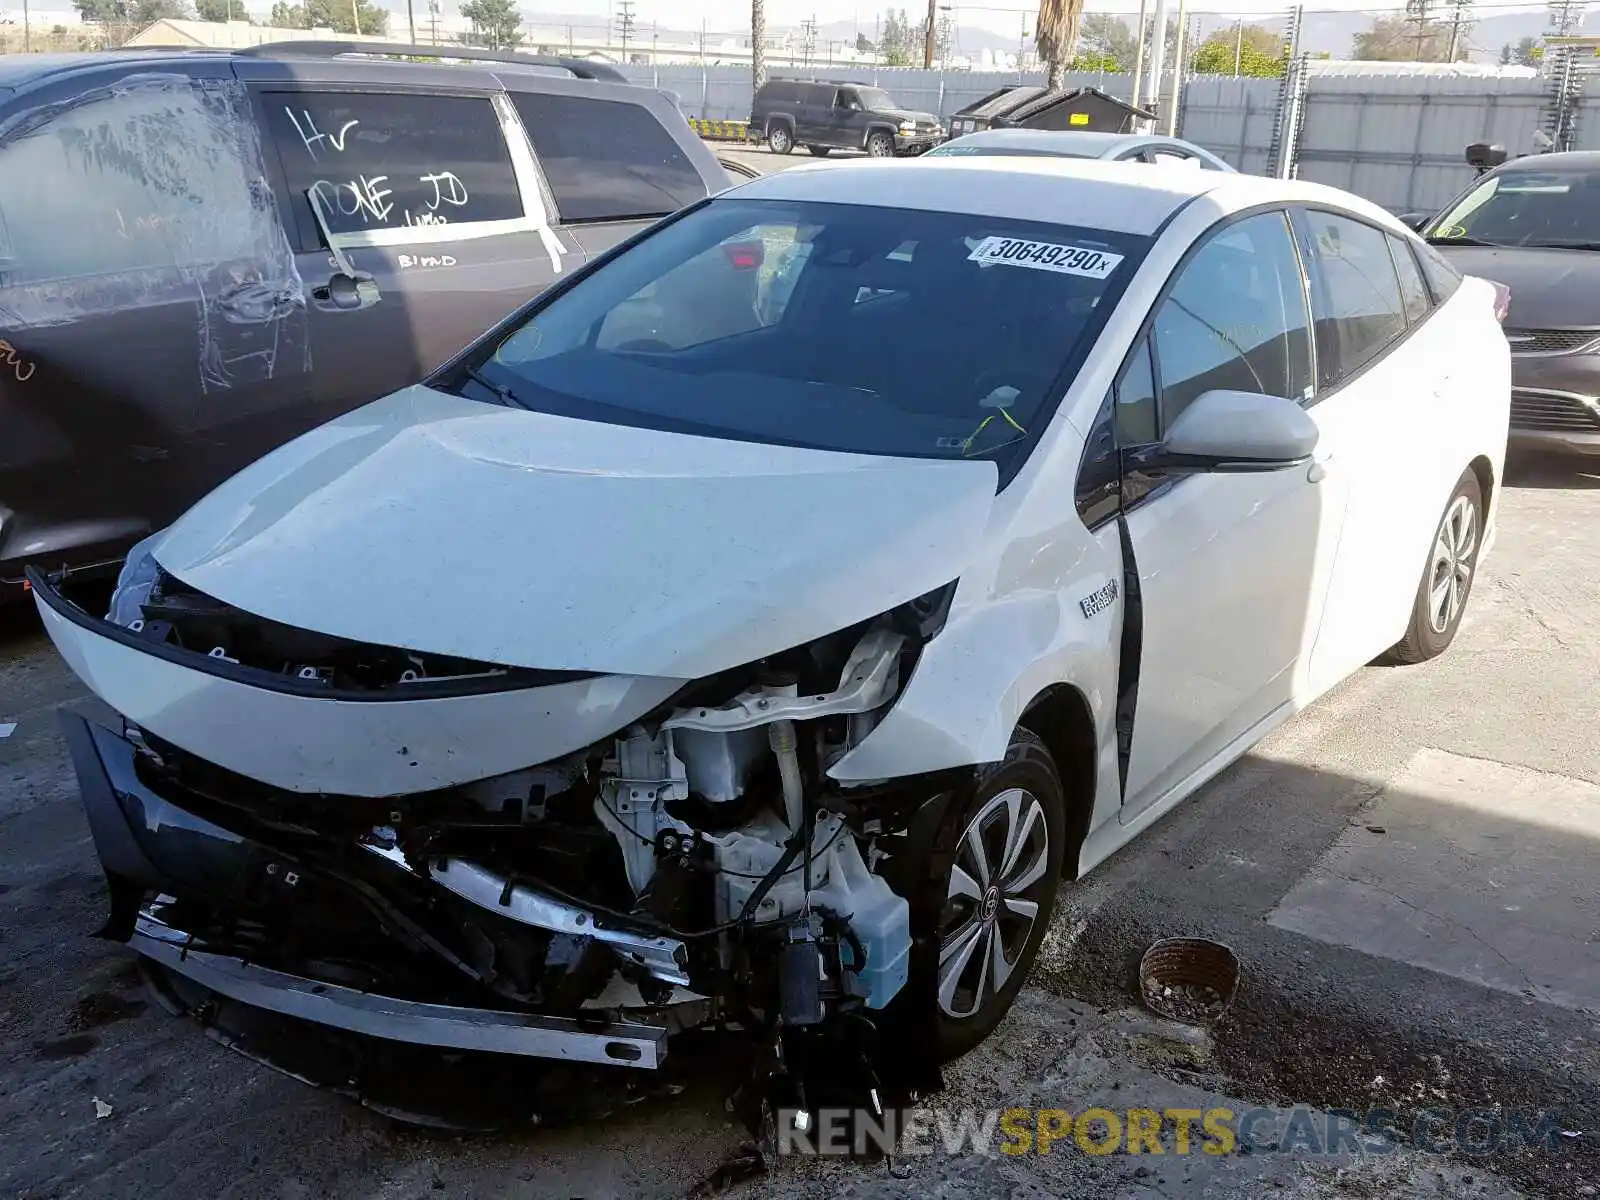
[284,108,474,230]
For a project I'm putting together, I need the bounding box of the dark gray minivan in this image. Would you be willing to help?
[0,43,730,595]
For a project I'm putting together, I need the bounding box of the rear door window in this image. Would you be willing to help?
[1416,241,1463,305]
[264,91,524,248]
[1296,210,1408,388]
[511,92,706,224]
[1388,234,1432,325]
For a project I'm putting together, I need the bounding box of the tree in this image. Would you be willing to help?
[1191,24,1285,77]
[1076,14,1137,69]
[1351,15,1460,62]
[1069,49,1121,72]
[855,31,872,55]
[196,0,248,21]
[1511,35,1542,65]
[879,8,917,66]
[459,0,520,49]
[262,0,387,34]
[75,0,191,22]
[1035,0,1083,89]
[752,0,766,92]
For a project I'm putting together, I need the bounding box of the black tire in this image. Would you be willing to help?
[922,728,1067,1061]
[1385,468,1484,664]
[766,123,795,155]
[866,131,895,158]
[806,145,832,157]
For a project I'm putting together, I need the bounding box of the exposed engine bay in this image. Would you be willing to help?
[34,554,972,1143]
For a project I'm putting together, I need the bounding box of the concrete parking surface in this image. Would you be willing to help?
[2,455,1598,1195]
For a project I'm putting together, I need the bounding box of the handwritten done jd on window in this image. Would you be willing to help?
[269,93,525,241]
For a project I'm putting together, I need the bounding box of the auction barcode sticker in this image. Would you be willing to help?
[967,237,1123,279]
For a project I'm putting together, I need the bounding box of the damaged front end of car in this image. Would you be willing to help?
[31,548,973,1139]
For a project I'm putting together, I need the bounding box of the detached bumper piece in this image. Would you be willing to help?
[133,910,665,1068]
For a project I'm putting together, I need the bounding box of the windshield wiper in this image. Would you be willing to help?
[1520,240,1600,251]
[462,362,524,408]
[1425,235,1501,247]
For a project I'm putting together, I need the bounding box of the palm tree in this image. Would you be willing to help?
[1036,0,1084,88]
[752,0,767,91]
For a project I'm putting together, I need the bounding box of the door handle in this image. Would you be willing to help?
[306,186,383,312]
[311,273,382,312]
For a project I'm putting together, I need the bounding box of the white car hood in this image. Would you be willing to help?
[152,386,999,680]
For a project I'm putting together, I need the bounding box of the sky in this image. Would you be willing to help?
[550,0,1558,39]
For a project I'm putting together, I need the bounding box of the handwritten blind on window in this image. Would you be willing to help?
[266,92,523,246]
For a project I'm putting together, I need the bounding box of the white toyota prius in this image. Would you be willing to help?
[32,157,1510,1122]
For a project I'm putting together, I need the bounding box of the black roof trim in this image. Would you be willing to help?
[232,41,629,82]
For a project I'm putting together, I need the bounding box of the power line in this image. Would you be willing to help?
[614,0,635,60]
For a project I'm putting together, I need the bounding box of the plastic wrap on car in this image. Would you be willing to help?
[0,73,309,389]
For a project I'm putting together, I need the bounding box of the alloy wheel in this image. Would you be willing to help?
[1427,494,1478,635]
[936,788,1051,1020]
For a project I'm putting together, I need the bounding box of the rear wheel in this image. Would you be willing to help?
[930,729,1066,1060]
[1386,468,1483,664]
[866,131,895,158]
[806,145,832,157]
[766,123,794,154]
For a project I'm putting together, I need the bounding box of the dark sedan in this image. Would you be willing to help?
[1419,151,1600,456]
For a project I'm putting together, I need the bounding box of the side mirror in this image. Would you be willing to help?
[1465,142,1508,173]
[1398,211,1433,233]
[1130,389,1319,474]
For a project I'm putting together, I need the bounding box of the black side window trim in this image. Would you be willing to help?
[1289,204,1425,406]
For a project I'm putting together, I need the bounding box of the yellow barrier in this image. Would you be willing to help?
[689,118,760,144]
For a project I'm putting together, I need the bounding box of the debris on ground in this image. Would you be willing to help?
[1142,980,1227,1024]
[92,1098,113,1120]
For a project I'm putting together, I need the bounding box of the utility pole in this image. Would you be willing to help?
[923,0,937,67]
[1445,0,1472,62]
[23,0,31,52]
[406,0,415,44]
[1130,0,1150,109]
[616,0,635,61]
[1167,0,1188,135]
[351,0,361,36]
[1144,0,1172,124]
[1233,18,1244,75]
[1406,0,1434,60]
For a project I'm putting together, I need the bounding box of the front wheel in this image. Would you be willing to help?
[930,729,1067,1061]
[866,131,895,158]
[766,124,794,154]
[1385,468,1483,664]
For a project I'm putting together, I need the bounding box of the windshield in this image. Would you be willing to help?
[854,87,896,111]
[930,143,1096,160]
[1428,166,1600,248]
[452,198,1147,478]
